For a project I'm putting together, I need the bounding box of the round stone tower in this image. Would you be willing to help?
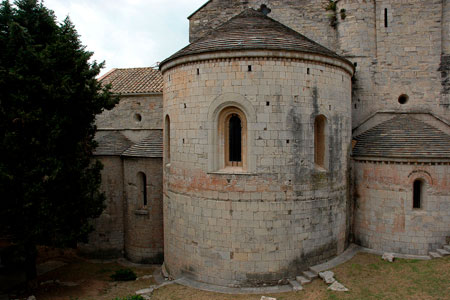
[160,9,354,287]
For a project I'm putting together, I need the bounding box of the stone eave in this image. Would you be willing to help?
[351,156,450,163]
[160,49,355,76]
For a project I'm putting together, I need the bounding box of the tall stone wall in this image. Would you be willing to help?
[353,160,450,255]
[124,158,164,263]
[78,156,125,258]
[162,52,352,286]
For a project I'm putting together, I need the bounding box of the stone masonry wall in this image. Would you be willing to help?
[78,156,125,258]
[353,160,450,255]
[163,54,352,286]
[189,0,450,128]
[95,94,163,130]
[124,157,164,263]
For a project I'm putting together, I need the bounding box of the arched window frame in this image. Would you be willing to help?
[314,114,328,170]
[218,107,247,170]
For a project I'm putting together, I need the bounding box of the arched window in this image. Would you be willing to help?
[314,115,327,168]
[413,179,423,209]
[138,172,147,206]
[164,115,170,164]
[218,107,247,169]
[228,114,242,165]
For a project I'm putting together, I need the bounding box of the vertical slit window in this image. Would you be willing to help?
[314,115,326,168]
[413,179,422,209]
[229,114,242,164]
[384,8,388,27]
[138,172,147,206]
[165,115,170,163]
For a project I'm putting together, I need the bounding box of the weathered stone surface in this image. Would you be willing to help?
[288,279,303,291]
[27,296,36,300]
[136,288,154,295]
[382,253,395,263]
[319,271,335,284]
[260,297,277,300]
[327,281,349,292]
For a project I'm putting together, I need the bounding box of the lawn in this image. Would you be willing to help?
[20,250,450,300]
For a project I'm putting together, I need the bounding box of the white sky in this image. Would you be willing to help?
[44,0,208,76]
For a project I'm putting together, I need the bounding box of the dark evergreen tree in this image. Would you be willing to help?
[0,0,117,280]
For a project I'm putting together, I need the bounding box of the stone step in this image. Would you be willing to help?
[443,245,450,252]
[288,279,303,291]
[429,251,442,259]
[436,249,450,256]
[296,275,311,285]
[303,270,318,280]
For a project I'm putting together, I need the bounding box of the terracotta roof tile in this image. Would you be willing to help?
[161,9,350,67]
[353,115,450,159]
[99,67,163,94]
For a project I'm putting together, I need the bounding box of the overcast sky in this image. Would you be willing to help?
[44,0,208,76]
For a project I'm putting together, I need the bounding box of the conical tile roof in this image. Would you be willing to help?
[161,9,349,67]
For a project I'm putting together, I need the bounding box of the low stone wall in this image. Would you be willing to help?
[353,159,450,255]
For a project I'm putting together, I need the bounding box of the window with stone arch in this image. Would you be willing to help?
[314,115,327,169]
[218,107,247,169]
[413,179,424,209]
[164,115,170,164]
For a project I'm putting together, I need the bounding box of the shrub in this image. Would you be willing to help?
[110,268,137,281]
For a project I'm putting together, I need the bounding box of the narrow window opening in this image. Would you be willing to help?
[307,68,310,75]
[184,103,187,108]
[164,115,170,163]
[197,68,200,75]
[354,62,358,67]
[266,101,270,106]
[182,138,185,144]
[229,114,242,165]
[138,172,147,206]
[314,115,326,168]
[248,65,252,72]
[413,179,423,209]
[384,8,388,27]
[286,140,290,144]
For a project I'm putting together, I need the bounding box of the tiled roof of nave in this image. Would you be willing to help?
[353,115,450,159]
[99,67,163,94]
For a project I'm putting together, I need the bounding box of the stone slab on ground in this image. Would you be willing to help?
[295,275,310,285]
[136,287,155,295]
[436,249,450,256]
[382,253,395,262]
[36,260,67,276]
[429,252,442,259]
[260,297,277,300]
[176,277,292,295]
[310,243,361,274]
[288,279,303,291]
[318,271,335,284]
[327,281,349,292]
[303,270,318,280]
